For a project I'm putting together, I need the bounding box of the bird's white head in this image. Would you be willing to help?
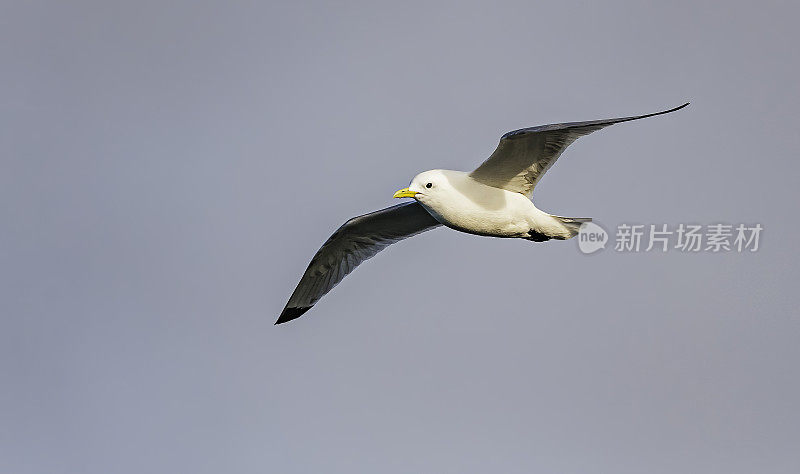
[392,169,454,205]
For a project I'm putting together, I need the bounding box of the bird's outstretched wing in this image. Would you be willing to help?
[469,103,689,197]
[276,202,441,324]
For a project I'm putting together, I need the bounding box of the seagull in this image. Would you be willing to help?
[276,103,689,324]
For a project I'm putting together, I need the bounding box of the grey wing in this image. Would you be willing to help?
[275,201,441,324]
[469,103,689,197]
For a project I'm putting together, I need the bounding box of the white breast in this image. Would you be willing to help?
[416,170,551,238]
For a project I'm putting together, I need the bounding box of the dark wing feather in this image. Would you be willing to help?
[276,202,441,324]
[469,103,689,197]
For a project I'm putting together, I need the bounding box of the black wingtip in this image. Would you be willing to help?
[669,102,691,113]
[275,306,312,325]
[613,101,691,125]
[643,102,691,119]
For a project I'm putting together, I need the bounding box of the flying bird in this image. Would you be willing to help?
[276,103,689,324]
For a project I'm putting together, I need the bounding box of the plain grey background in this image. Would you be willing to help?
[2,1,799,473]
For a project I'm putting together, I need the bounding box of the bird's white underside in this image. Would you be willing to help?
[409,169,575,239]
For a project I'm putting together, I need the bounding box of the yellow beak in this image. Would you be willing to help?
[393,187,418,199]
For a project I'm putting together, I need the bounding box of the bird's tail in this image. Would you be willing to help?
[550,215,592,239]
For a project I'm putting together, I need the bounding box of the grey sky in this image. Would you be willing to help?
[2,1,799,473]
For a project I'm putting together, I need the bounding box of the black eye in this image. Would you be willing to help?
[426,182,432,188]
